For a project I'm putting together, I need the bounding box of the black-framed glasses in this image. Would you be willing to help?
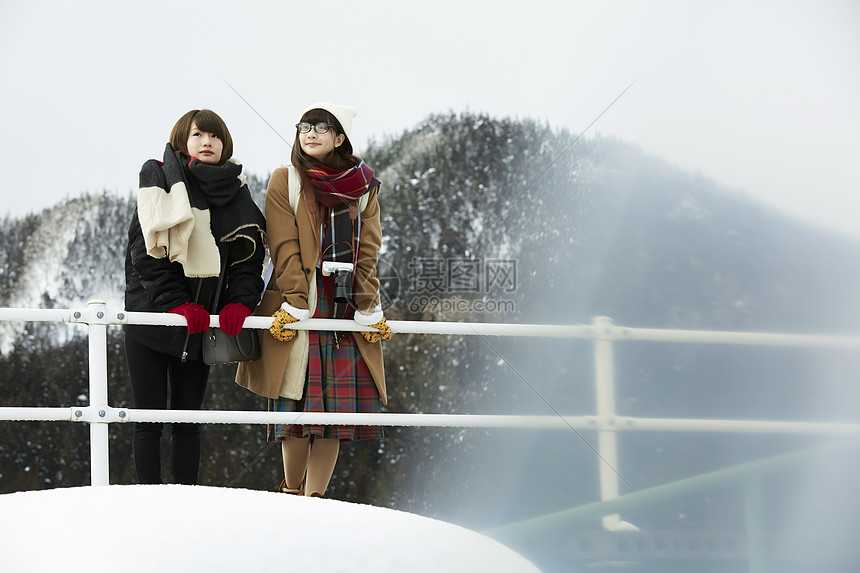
[296,121,335,134]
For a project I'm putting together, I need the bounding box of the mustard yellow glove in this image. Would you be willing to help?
[270,308,299,342]
[361,317,392,343]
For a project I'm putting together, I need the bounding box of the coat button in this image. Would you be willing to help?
[304,268,311,274]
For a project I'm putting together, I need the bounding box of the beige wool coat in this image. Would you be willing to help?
[235,166,387,404]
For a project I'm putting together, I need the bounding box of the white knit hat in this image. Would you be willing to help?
[301,102,358,140]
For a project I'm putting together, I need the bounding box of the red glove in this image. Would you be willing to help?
[219,303,253,336]
[168,302,210,334]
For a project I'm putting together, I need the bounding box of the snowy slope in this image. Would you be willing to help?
[0,485,541,572]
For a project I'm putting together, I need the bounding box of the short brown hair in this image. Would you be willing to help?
[169,109,234,165]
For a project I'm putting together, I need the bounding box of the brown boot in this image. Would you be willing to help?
[277,479,304,495]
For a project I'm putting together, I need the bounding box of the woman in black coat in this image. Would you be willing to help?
[124,109,265,484]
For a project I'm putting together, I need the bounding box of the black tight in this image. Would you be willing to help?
[125,336,210,484]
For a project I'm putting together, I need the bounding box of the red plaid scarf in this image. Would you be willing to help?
[307,161,380,320]
[306,160,379,218]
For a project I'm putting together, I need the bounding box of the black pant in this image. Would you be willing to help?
[125,336,210,484]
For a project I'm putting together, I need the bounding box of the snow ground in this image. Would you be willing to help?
[0,485,540,572]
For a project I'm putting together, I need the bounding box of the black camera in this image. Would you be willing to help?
[322,262,354,304]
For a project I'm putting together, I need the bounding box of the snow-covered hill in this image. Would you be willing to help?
[0,193,131,354]
[0,485,540,572]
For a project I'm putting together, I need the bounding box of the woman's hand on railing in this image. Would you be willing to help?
[167,302,210,334]
[219,303,252,336]
[354,310,392,343]
[270,307,301,342]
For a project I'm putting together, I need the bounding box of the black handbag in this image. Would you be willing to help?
[201,257,261,366]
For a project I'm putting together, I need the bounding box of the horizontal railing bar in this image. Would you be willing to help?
[0,308,76,323]
[117,313,597,337]
[613,416,860,434]
[1,407,858,435]
[126,410,585,427]
[614,325,860,348]
[371,320,594,338]
[0,407,76,422]
[3,305,860,346]
[111,412,860,434]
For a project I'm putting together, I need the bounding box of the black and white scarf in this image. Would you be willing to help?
[137,143,265,277]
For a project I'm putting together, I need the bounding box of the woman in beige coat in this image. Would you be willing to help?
[236,102,389,498]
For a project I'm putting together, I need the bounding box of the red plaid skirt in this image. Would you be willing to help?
[268,274,384,442]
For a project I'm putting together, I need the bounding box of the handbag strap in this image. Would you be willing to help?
[209,254,229,314]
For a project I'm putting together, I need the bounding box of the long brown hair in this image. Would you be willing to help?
[291,108,360,195]
[169,109,234,165]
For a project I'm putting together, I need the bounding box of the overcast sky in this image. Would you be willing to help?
[1,0,858,238]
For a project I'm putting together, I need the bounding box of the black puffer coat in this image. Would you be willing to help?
[123,187,265,361]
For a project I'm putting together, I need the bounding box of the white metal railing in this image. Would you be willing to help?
[2,300,860,530]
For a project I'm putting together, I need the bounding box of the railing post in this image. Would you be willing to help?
[744,472,768,573]
[87,300,110,486]
[593,316,624,530]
